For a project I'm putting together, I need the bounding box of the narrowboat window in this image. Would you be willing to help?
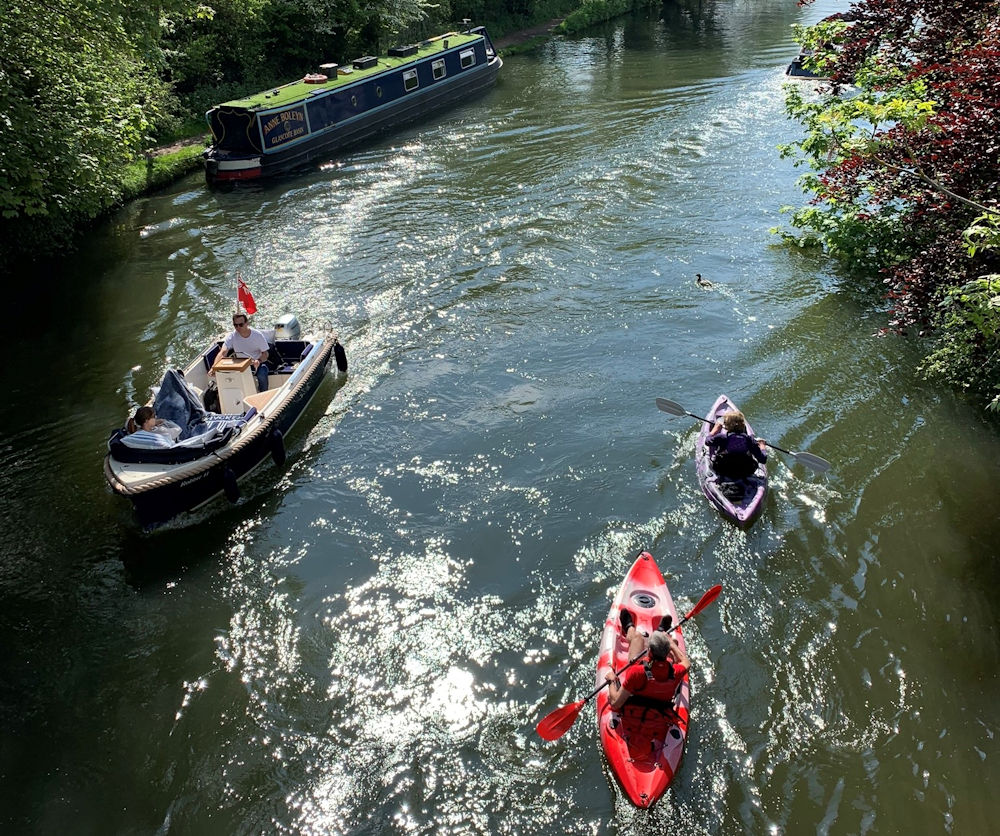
[403,69,419,92]
[460,49,475,69]
[432,59,446,80]
[351,95,358,107]
[376,86,383,98]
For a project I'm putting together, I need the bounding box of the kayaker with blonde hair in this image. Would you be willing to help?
[706,408,766,479]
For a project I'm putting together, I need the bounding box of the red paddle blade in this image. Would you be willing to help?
[536,699,586,741]
[685,584,722,619]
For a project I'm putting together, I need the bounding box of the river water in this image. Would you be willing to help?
[2,0,998,832]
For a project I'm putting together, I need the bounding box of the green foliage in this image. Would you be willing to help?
[922,274,1000,411]
[922,211,1000,411]
[555,0,646,35]
[773,204,908,274]
[120,143,208,201]
[780,2,1000,410]
[0,0,189,264]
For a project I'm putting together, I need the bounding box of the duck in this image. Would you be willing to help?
[695,273,714,289]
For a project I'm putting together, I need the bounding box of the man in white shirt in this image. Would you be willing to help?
[211,313,270,391]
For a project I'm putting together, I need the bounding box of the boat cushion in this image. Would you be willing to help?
[108,425,237,464]
[266,340,310,371]
[203,342,223,372]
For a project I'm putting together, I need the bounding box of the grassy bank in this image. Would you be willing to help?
[121,140,208,201]
[555,0,655,35]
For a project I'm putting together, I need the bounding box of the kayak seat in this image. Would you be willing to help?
[627,694,680,717]
[711,454,760,481]
[718,480,748,501]
[618,699,679,760]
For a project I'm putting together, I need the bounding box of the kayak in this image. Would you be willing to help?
[595,551,690,808]
[695,394,768,528]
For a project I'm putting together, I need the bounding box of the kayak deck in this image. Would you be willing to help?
[695,394,767,528]
[594,551,690,808]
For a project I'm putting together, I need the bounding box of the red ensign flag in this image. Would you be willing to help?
[237,278,257,315]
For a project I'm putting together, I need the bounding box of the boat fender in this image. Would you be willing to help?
[223,466,240,503]
[269,428,286,467]
[334,339,348,373]
[303,73,328,84]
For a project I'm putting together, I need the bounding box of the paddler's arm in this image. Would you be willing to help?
[604,672,633,710]
[665,633,690,674]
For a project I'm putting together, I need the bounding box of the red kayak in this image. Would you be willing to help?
[595,551,690,808]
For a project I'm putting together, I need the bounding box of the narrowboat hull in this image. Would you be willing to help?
[204,27,501,185]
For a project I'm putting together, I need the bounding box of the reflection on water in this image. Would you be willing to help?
[2,0,999,833]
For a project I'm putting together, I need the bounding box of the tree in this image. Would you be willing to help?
[780,1,1000,408]
[0,0,192,262]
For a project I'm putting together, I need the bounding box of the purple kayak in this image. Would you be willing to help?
[695,395,767,528]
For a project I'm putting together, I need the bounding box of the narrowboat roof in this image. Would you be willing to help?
[218,31,485,112]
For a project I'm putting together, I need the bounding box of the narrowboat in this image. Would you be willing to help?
[203,24,502,185]
[104,314,348,529]
[785,50,825,79]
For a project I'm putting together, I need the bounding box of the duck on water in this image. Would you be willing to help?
[104,311,348,529]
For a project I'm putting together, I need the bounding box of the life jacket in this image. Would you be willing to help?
[711,432,760,479]
[631,659,683,703]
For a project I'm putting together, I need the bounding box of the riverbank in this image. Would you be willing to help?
[125,138,208,200]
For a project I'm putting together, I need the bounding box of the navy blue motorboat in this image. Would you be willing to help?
[785,50,826,79]
[105,314,348,529]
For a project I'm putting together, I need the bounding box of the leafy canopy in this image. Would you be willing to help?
[781,1,1000,409]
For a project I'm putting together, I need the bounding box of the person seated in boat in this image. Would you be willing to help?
[604,612,690,710]
[210,313,270,392]
[706,409,766,480]
[126,406,182,447]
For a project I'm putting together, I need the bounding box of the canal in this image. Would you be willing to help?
[1,0,997,832]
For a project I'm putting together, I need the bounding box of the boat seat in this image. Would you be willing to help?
[243,390,277,411]
[204,342,224,371]
[266,340,313,373]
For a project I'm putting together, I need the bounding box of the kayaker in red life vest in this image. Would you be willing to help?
[604,612,690,709]
[706,409,767,480]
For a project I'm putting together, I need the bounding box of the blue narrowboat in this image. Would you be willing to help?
[203,25,501,185]
[785,50,826,79]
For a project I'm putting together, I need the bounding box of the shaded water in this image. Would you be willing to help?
[2,1,998,832]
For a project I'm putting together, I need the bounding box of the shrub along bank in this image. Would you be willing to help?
[780,1,1000,412]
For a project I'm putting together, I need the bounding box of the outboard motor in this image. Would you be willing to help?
[273,314,301,341]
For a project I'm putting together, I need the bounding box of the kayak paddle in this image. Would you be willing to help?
[654,397,832,474]
[535,583,722,742]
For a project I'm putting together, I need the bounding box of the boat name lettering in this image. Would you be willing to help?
[261,107,309,148]
[180,473,209,487]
